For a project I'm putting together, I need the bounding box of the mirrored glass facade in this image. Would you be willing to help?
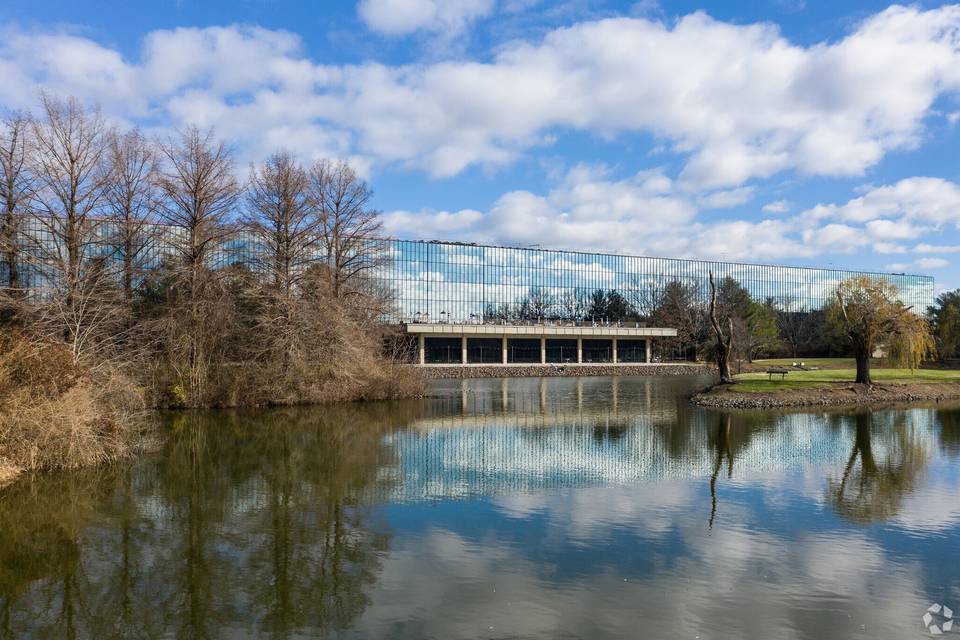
[3,218,935,323]
[380,239,935,323]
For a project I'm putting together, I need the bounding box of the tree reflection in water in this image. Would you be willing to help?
[938,407,960,459]
[0,401,423,639]
[828,411,929,524]
[1,378,957,639]
[706,412,776,529]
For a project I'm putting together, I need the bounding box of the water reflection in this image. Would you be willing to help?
[0,403,422,639]
[1,377,959,639]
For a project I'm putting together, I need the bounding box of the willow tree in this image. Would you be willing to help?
[827,276,933,385]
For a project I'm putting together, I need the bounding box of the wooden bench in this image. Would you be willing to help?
[766,369,790,380]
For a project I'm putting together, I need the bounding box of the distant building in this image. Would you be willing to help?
[379,238,934,323]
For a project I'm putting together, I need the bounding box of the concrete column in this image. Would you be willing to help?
[418,334,425,365]
[577,337,583,364]
[612,338,618,364]
[501,336,508,364]
[645,339,651,363]
[540,337,546,364]
[461,336,467,364]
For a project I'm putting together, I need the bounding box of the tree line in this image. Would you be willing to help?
[0,94,416,412]
[485,278,813,363]
[485,274,952,375]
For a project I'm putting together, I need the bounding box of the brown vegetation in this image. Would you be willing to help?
[0,330,147,481]
[0,95,423,484]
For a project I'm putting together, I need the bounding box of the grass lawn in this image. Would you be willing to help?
[731,366,960,393]
[752,357,856,369]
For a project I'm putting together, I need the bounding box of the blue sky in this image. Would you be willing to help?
[2,0,959,292]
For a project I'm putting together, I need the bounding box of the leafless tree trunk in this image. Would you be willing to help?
[27,94,116,362]
[0,111,33,300]
[104,128,158,302]
[709,271,734,384]
[310,160,382,300]
[243,152,317,297]
[154,126,240,404]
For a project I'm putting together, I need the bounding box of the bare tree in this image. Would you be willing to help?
[709,271,734,383]
[154,126,240,404]
[649,280,706,360]
[557,288,590,321]
[29,94,111,293]
[0,111,34,299]
[625,275,666,320]
[104,128,159,301]
[243,152,318,297]
[27,94,118,361]
[156,127,239,291]
[310,160,382,300]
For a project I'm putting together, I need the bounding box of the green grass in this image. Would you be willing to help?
[752,357,856,369]
[731,366,960,393]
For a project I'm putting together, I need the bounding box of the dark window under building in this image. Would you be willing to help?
[617,339,647,363]
[582,339,613,363]
[507,338,541,363]
[424,337,461,364]
[545,339,578,363]
[467,338,502,363]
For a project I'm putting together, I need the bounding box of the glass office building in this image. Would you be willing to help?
[380,239,935,323]
[3,217,935,324]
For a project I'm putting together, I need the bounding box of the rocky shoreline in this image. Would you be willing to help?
[691,381,960,410]
[417,364,714,379]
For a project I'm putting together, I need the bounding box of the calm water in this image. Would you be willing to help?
[2,376,960,639]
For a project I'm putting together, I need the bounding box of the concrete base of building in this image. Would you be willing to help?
[413,363,715,379]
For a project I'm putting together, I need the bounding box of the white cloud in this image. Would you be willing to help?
[915,243,960,253]
[358,0,496,36]
[795,177,960,254]
[3,5,960,182]
[384,166,812,260]
[872,242,907,254]
[384,168,960,264]
[886,257,949,272]
[805,177,960,225]
[916,257,950,269]
[762,200,790,214]
[697,186,755,209]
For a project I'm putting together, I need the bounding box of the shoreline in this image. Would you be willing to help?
[691,380,960,410]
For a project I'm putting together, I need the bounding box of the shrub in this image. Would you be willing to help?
[0,330,148,482]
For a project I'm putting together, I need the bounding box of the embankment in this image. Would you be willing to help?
[691,381,960,410]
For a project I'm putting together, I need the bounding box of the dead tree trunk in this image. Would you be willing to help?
[709,271,734,384]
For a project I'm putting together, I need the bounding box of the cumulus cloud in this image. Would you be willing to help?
[915,243,960,253]
[805,177,960,226]
[358,0,496,35]
[795,177,960,257]
[383,171,960,265]
[916,257,950,269]
[2,5,960,182]
[383,165,811,260]
[762,200,791,214]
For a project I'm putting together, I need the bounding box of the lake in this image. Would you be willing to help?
[1,376,959,639]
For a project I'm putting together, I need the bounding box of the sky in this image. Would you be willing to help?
[1,0,959,293]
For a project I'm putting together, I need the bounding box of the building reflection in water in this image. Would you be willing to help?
[0,376,956,639]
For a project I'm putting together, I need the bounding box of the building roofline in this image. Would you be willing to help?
[385,236,933,283]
